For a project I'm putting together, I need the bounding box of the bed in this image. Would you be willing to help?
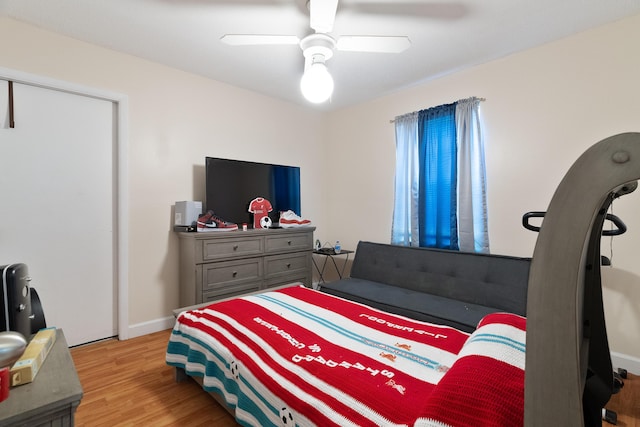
[167,284,525,426]
[166,132,640,426]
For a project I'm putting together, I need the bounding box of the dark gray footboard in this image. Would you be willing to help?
[525,132,640,426]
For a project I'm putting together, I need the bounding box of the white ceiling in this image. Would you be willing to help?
[2,0,640,111]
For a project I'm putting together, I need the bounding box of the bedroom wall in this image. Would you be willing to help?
[0,17,328,333]
[2,13,639,370]
[325,13,640,369]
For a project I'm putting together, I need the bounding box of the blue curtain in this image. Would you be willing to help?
[417,103,459,249]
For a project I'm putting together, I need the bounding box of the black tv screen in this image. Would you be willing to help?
[204,157,301,227]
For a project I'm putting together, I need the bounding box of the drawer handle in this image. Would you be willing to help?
[287,240,292,245]
[286,263,291,269]
[232,271,238,277]
[233,245,239,251]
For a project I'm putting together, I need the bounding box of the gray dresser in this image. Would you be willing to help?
[177,227,315,306]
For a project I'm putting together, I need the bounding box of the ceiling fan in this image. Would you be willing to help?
[220,0,411,103]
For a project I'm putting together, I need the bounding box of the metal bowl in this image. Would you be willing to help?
[0,331,27,368]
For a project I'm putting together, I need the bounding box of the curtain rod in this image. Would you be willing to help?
[389,97,486,123]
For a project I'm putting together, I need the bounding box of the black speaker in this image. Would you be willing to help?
[1,263,33,338]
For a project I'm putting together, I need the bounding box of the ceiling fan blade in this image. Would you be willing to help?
[309,0,339,33]
[221,34,300,46]
[336,36,411,53]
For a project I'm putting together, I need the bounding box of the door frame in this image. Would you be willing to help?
[1,66,129,340]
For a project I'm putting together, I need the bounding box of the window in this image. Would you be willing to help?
[391,97,489,252]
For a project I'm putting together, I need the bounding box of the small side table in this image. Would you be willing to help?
[312,248,354,285]
[0,329,83,426]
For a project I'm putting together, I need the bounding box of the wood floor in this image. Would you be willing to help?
[70,329,238,427]
[70,329,639,426]
[607,370,640,427]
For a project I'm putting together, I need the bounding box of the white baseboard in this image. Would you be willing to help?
[123,284,300,340]
[611,351,640,375]
[126,315,176,340]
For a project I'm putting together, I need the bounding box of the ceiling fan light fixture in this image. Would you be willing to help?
[300,57,334,103]
[221,0,413,106]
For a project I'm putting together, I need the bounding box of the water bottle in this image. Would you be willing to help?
[334,240,341,254]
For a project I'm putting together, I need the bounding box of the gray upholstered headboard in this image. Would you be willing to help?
[350,241,531,316]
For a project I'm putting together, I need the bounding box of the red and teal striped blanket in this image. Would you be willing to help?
[166,285,525,427]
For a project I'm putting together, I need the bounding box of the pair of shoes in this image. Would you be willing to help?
[279,210,312,228]
[197,210,238,232]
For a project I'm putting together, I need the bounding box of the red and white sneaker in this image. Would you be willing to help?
[279,210,312,228]
[197,210,238,232]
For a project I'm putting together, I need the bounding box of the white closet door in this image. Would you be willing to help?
[0,81,115,346]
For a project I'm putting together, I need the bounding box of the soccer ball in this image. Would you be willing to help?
[279,407,295,426]
[229,360,240,379]
[260,216,272,228]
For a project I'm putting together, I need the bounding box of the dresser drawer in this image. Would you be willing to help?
[264,252,311,279]
[265,232,312,254]
[264,275,309,290]
[201,258,263,291]
[202,282,261,303]
[199,236,263,262]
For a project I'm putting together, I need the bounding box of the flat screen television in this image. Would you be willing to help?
[204,157,301,227]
